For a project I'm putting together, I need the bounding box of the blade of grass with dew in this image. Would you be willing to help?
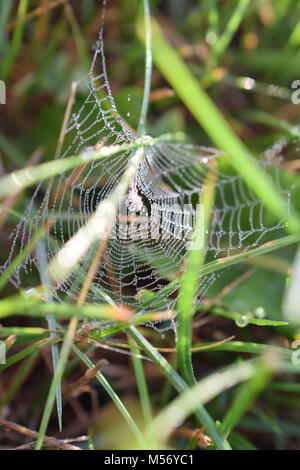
[1,0,29,82]
[0,293,175,328]
[128,326,231,450]
[73,344,147,449]
[177,162,217,385]
[144,359,256,448]
[213,0,250,62]
[191,340,292,360]
[219,358,274,439]
[35,316,78,450]
[0,133,182,199]
[0,141,138,200]
[140,19,300,236]
[137,0,152,138]
[197,305,289,327]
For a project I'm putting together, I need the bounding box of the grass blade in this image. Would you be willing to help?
[219,359,274,438]
[128,326,231,450]
[137,0,152,137]
[1,0,29,82]
[145,359,256,448]
[35,316,78,450]
[213,0,251,61]
[128,336,153,425]
[37,239,62,432]
[73,345,147,449]
[177,165,216,385]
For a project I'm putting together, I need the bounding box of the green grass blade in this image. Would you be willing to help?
[1,0,29,82]
[37,239,62,432]
[192,340,292,359]
[0,295,174,327]
[219,359,273,438]
[287,20,300,47]
[46,314,62,431]
[128,326,231,450]
[0,0,14,57]
[73,345,147,449]
[177,171,215,385]
[145,359,256,448]
[268,382,300,393]
[137,0,152,137]
[0,326,47,337]
[87,428,95,450]
[176,206,204,385]
[213,0,250,60]
[0,133,184,200]
[35,317,78,450]
[200,306,289,327]
[128,336,153,425]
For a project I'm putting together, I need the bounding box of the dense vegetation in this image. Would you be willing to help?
[1,0,300,451]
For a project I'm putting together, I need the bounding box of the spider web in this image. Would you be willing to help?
[1,1,291,334]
